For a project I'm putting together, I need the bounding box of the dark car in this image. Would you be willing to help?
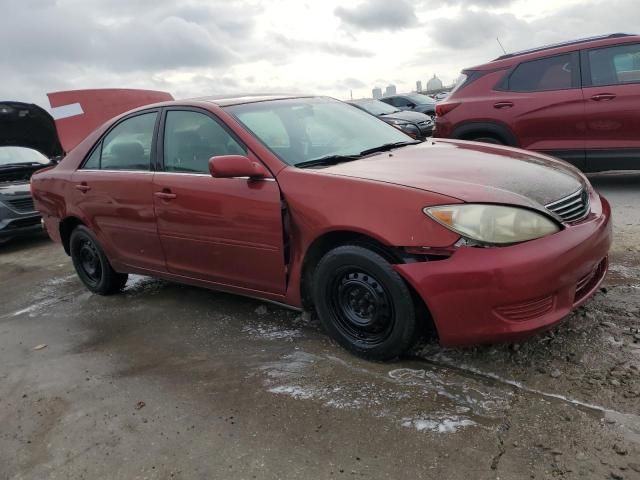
[379,93,436,117]
[32,90,611,361]
[434,33,640,172]
[0,101,62,245]
[348,99,433,139]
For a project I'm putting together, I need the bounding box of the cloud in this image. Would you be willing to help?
[335,0,418,31]
[272,34,374,58]
[430,10,525,51]
[430,0,516,6]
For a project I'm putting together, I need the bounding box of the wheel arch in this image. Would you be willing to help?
[59,216,86,255]
[452,121,518,146]
[299,229,436,339]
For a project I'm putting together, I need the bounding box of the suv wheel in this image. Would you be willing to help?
[70,226,128,295]
[312,245,417,361]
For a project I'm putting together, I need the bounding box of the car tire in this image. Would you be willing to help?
[313,245,417,361]
[70,225,128,295]
[470,136,503,145]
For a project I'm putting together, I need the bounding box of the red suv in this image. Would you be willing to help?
[434,33,640,172]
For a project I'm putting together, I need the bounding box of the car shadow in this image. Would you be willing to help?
[0,233,52,254]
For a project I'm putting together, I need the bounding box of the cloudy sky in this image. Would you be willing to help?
[2,0,639,110]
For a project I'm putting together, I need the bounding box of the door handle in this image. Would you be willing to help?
[75,184,91,192]
[154,190,177,200]
[493,101,514,109]
[591,93,616,101]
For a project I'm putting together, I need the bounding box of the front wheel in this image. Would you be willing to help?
[313,245,418,361]
[70,226,128,295]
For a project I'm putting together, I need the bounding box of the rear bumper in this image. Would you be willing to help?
[395,193,612,346]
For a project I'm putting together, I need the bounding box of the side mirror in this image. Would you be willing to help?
[407,102,416,108]
[208,155,269,179]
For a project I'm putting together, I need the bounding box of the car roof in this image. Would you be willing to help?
[190,93,316,107]
[469,33,640,70]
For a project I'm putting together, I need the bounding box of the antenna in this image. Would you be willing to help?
[496,37,507,55]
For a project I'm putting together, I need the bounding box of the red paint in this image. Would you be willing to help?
[434,34,640,171]
[31,93,612,346]
[48,89,173,153]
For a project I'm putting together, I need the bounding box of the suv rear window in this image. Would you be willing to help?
[504,54,576,92]
[587,43,640,86]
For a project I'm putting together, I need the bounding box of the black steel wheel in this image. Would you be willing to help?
[313,245,417,360]
[70,225,128,295]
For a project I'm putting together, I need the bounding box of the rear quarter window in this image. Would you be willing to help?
[502,53,577,92]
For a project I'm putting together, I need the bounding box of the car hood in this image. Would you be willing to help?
[320,139,585,210]
[0,102,63,158]
[381,110,432,123]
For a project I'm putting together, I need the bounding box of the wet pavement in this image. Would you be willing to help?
[1,173,639,479]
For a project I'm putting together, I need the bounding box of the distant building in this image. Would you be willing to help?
[384,84,397,96]
[426,74,443,92]
[416,80,423,92]
[372,87,382,99]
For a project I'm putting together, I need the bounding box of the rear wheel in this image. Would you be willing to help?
[70,226,128,295]
[313,245,417,361]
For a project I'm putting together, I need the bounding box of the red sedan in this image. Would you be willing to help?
[31,92,612,360]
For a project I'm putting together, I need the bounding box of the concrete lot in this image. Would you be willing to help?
[1,173,639,480]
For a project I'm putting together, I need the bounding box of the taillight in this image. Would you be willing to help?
[435,102,460,117]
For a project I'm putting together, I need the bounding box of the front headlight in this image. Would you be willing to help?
[424,204,560,245]
[390,119,410,126]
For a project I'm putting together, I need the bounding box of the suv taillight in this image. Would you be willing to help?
[435,102,460,117]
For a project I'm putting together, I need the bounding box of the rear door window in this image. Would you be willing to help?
[587,43,640,86]
[83,112,157,170]
[506,53,577,92]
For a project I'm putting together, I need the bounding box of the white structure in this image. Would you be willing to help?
[416,80,423,92]
[384,84,397,96]
[372,87,382,99]
[426,74,443,92]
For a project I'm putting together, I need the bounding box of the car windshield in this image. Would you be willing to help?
[226,97,413,167]
[404,93,436,105]
[0,146,49,167]
[352,100,400,116]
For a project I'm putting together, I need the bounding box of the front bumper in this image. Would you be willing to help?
[395,193,612,346]
[0,196,43,238]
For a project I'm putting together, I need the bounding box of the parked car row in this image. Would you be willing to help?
[348,98,433,138]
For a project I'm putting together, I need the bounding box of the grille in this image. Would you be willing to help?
[574,258,607,304]
[7,216,40,229]
[5,197,35,212]
[545,188,589,223]
[494,294,554,322]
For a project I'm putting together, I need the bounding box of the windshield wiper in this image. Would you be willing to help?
[359,141,421,156]
[295,154,362,169]
[0,162,45,169]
